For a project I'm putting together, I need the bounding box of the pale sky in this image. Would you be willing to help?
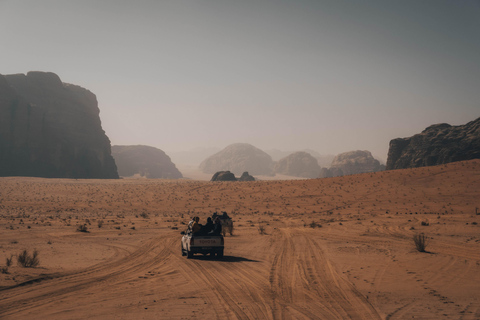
[1,0,479,162]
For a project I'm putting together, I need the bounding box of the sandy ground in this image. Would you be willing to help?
[0,160,479,319]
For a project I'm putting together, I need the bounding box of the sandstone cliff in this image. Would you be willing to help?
[112,145,182,179]
[325,150,385,177]
[274,151,321,178]
[200,143,275,176]
[386,118,480,170]
[0,71,118,178]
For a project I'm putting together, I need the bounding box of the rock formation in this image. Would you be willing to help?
[0,71,118,178]
[200,143,275,176]
[327,150,385,176]
[210,171,237,181]
[111,145,182,179]
[274,151,321,178]
[238,172,255,181]
[387,118,480,170]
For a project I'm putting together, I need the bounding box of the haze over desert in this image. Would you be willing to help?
[1,160,479,319]
[1,1,479,319]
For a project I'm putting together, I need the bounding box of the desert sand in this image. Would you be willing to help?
[1,160,479,319]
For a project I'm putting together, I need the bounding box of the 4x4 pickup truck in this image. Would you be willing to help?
[181,232,224,258]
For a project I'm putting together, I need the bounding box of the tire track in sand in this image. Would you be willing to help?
[269,228,381,320]
[0,233,176,318]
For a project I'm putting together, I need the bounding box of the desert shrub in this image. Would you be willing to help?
[258,224,266,235]
[77,224,88,233]
[421,220,429,226]
[97,219,104,228]
[17,249,40,267]
[413,233,428,252]
[6,255,13,267]
[139,212,149,219]
[1,266,8,274]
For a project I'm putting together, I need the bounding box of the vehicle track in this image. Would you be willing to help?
[1,228,382,319]
[0,233,176,318]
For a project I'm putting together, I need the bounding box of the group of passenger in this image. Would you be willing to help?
[187,215,222,236]
[212,211,230,221]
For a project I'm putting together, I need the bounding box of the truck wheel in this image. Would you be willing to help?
[187,250,193,259]
[217,250,224,258]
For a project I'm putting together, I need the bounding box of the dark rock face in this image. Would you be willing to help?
[200,143,274,176]
[0,71,118,178]
[387,118,480,170]
[274,151,321,178]
[112,145,182,179]
[238,172,255,181]
[210,171,237,181]
[329,150,385,176]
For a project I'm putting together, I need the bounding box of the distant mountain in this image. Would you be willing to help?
[112,145,182,179]
[321,150,385,177]
[265,149,292,161]
[274,151,321,178]
[387,117,480,170]
[0,71,118,179]
[200,143,274,176]
[169,147,221,166]
[265,149,334,167]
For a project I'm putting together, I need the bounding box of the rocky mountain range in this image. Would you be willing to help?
[200,143,275,176]
[112,145,183,179]
[0,71,118,178]
[320,150,385,177]
[274,151,321,178]
[387,117,480,170]
[266,148,334,167]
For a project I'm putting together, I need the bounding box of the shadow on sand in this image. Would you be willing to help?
[190,255,259,263]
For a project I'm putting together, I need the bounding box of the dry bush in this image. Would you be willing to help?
[17,249,40,268]
[413,233,428,252]
[97,219,104,228]
[1,266,8,274]
[309,221,322,228]
[77,224,89,233]
[6,255,13,267]
[258,224,266,235]
[421,220,429,226]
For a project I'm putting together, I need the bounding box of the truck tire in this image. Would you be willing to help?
[217,250,224,258]
[187,250,193,259]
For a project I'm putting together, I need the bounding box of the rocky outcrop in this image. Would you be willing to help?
[387,118,480,170]
[210,171,237,181]
[274,151,321,178]
[238,172,255,181]
[328,150,385,176]
[200,143,275,176]
[0,71,118,178]
[112,145,182,179]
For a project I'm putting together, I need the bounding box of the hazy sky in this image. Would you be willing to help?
[1,0,479,161]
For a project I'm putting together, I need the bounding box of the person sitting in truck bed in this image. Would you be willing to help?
[192,217,202,235]
[200,217,214,235]
[210,217,222,235]
[221,212,230,219]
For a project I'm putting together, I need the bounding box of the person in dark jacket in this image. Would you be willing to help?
[201,217,214,235]
[211,217,222,235]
